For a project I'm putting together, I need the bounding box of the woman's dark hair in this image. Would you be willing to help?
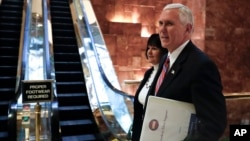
[145,33,168,59]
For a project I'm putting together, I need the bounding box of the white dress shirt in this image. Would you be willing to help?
[168,40,189,69]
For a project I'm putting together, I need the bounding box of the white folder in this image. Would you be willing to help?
[140,96,197,141]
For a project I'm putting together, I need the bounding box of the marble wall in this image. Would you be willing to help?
[91,0,250,138]
[205,0,250,93]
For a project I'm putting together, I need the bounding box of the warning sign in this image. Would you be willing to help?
[22,80,53,103]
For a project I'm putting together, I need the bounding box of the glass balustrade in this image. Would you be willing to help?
[72,0,134,140]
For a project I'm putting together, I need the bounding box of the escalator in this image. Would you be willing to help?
[50,0,105,140]
[0,0,23,140]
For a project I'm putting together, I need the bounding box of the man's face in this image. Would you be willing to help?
[158,9,188,52]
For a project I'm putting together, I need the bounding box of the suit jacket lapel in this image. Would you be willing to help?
[157,41,194,95]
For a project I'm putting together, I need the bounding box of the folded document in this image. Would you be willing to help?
[140,96,197,141]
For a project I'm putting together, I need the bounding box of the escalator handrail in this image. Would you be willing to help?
[71,1,132,139]
[42,0,52,80]
[42,0,61,140]
[77,1,133,138]
[15,0,32,100]
[79,2,134,100]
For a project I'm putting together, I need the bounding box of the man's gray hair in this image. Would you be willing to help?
[163,3,194,28]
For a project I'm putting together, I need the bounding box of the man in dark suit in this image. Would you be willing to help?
[146,3,227,141]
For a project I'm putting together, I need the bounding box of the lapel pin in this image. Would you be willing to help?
[171,70,175,74]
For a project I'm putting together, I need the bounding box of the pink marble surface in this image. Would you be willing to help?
[206,0,250,93]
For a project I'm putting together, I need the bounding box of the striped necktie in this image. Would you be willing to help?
[155,57,170,95]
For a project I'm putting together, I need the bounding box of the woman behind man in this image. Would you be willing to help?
[131,33,168,141]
